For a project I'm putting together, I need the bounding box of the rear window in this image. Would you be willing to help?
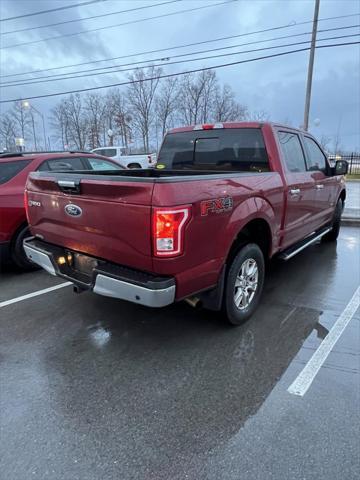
[157,129,269,172]
[0,159,31,184]
[93,148,117,158]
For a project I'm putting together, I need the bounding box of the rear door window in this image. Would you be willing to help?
[277,132,306,173]
[0,159,31,184]
[157,129,269,172]
[38,157,86,171]
[86,157,123,170]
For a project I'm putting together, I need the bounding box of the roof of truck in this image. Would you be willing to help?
[168,122,305,134]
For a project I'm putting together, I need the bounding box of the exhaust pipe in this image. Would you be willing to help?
[185,296,201,308]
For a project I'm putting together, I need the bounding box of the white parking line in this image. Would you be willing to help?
[0,282,73,308]
[288,286,360,397]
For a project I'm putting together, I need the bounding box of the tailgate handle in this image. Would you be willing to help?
[57,180,81,194]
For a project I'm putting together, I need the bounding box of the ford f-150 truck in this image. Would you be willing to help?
[23,122,348,324]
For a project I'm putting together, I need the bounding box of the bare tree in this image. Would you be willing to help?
[0,114,16,151]
[213,84,247,122]
[106,89,132,148]
[199,70,217,123]
[177,72,212,125]
[127,66,162,152]
[9,101,32,145]
[247,110,270,122]
[155,77,179,139]
[84,93,106,149]
[51,101,70,149]
[64,94,88,149]
[48,68,255,150]
[177,70,242,125]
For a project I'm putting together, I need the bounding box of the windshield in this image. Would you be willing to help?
[0,159,31,184]
[157,128,269,172]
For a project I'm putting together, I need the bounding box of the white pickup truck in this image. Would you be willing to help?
[91,146,157,169]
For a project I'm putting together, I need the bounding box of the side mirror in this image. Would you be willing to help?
[334,160,348,176]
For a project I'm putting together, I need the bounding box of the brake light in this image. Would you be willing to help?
[24,189,29,222]
[152,206,191,257]
[193,123,223,130]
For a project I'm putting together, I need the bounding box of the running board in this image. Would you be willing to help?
[279,227,331,261]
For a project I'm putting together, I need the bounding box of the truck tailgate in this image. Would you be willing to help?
[26,174,154,271]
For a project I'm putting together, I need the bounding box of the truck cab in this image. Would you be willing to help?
[91,146,157,169]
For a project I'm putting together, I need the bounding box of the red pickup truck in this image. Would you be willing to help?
[23,122,347,324]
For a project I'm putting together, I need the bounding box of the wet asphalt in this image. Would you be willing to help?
[0,227,359,480]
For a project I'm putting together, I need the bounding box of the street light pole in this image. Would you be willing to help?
[22,100,47,150]
[32,105,47,150]
[303,0,320,131]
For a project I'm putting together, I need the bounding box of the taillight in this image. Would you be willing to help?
[24,189,30,223]
[193,123,223,130]
[152,206,191,257]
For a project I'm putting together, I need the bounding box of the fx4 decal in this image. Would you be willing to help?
[200,197,233,216]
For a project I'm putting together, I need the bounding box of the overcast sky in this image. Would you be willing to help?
[0,0,359,150]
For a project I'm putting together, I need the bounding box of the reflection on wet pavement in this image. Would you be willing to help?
[0,228,359,480]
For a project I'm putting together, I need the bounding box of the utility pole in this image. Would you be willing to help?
[303,0,320,131]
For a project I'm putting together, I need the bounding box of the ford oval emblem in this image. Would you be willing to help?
[65,204,82,217]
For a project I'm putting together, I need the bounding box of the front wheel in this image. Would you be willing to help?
[223,243,265,325]
[322,199,342,242]
[128,163,141,169]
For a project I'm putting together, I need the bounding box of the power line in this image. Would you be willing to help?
[0,0,107,22]
[2,13,358,79]
[2,24,358,86]
[2,32,358,88]
[1,0,182,35]
[0,0,240,49]
[1,41,358,104]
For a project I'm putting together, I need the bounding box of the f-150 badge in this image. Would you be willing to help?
[200,197,233,216]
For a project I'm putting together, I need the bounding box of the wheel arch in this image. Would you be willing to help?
[226,217,273,267]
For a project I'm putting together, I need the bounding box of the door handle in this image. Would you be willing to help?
[290,188,301,195]
[316,184,324,190]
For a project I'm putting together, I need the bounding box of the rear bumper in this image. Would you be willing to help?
[23,238,176,308]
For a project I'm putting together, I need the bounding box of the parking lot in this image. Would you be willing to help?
[0,227,359,480]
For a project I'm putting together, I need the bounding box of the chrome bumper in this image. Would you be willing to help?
[23,243,56,275]
[93,274,175,307]
[24,239,176,308]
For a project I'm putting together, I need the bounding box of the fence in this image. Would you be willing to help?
[329,153,360,175]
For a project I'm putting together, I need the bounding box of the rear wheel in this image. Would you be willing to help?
[11,224,38,270]
[128,163,141,169]
[223,243,265,325]
[322,199,342,242]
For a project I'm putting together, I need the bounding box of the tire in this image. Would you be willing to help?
[128,163,141,169]
[223,243,265,326]
[11,224,38,271]
[322,199,342,242]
